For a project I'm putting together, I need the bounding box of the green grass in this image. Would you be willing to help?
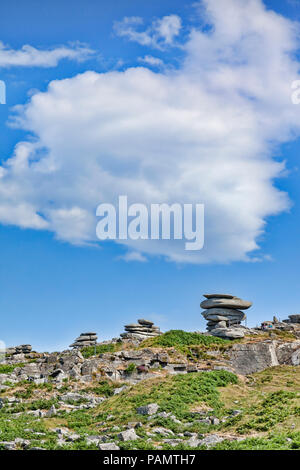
[81,342,121,359]
[235,390,299,433]
[125,363,136,374]
[143,330,230,348]
[0,363,25,374]
[97,370,238,423]
[87,380,119,398]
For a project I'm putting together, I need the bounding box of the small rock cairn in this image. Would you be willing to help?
[69,332,98,349]
[6,344,32,355]
[283,315,300,325]
[120,319,162,341]
[200,294,252,339]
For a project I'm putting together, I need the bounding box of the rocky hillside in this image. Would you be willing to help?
[0,329,300,450]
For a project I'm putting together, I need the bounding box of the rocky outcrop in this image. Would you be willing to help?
[200,293,252,339]
[6,345,32,355]
[283,314,300,324]
[229,340,300,374]
[69,333,97,349]
[120,319,162,341]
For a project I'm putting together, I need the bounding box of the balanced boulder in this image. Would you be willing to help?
[70,332,98,349]
[201,297,252,310]
[201,294,252,339]
[120,319,162,341]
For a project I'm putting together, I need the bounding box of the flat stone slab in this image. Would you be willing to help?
[288,315,300,323]
[201,308,246,320]
[200,298,252,310]
[138,319,154,326]
[202,314,229,321]
[211,328,245,339]
[203,294,235,299]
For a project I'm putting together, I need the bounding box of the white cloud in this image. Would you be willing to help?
[138,55,164,67]
[0,41,93,67]
[0,0,300,263]
[113,14,182,49]
[119,251,148,263]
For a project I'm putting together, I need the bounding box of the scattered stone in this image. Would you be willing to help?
[117,429,139,441]
[113,385,128,395]
[137,403,159,416]
[152,427,174,437]
[45,405,56,417]
[99,442,120,450]
[162,439,183,447]
[86,436,101,446]
[200,434,224,447]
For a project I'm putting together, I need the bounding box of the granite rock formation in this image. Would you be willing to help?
[6,345,32,355]
[283,314,300,324]
[69,333,98,349]
[120,319,162,341]
[201,294,252,339]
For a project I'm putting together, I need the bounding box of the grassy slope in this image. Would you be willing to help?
[1,331,300,450]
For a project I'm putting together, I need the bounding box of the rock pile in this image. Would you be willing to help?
[283,315,300,324]
[120,319,162,341]
[69,333,98,349]
[6,345,32,355]
[200,294,252,339]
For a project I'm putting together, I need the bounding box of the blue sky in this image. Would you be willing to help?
[0,0,300,351]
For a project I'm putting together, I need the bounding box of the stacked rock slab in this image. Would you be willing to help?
[69,333,97,349]
[200,294,252,339]
[6,344,32,355]
[120,319,162,341]
[283,315,300,324]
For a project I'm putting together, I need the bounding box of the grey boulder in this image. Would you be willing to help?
[200,298,252,310]
[211,328,245,339]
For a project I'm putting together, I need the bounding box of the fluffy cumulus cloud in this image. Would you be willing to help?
[1,0,300,263]
[0,41,93,67]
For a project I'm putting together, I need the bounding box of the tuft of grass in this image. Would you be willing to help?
[125,363,136,375]
[0,363,25,374]
[142,330,230,348]
[81,342,121,359]
[87,380,119,398]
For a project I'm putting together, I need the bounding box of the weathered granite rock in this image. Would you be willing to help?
[117,429,139,441]
[287,315,300,324]
[137,403,159,416]
[204,294,235,299]
[275,341,300,366]
[70,332,97,349]
[202,308,246,321]
[201,297,252,310]
[120,319,162,341]
[99,442,120,450]
[229,341,279,374]
[6,345,32,355]
[211,328,245,339]
[201,294,251,338]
